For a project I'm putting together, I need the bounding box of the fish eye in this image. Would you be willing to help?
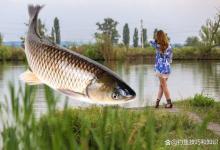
[112,92,120,100]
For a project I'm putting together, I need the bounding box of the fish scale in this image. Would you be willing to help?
[26,39,103,94]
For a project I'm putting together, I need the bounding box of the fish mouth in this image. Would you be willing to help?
[123,93,136,101]
[123,87,136,101]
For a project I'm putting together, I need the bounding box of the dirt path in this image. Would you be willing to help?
[168,107,220,136]
[128,106,220,136]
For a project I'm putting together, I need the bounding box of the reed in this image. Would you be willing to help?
[0,46,25,61]
[0,84,219,149]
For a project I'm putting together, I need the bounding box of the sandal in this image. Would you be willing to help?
[155,99,160,108]
[165,99,173,108]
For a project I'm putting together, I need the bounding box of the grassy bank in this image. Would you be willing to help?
[1,44,220,61]
[0,85,219,149]
[174,94,220,124]
[72,44,220,61]
[0,45,25,61]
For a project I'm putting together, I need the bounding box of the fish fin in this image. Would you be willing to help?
[19,70,42,85]
[57,89,85,98]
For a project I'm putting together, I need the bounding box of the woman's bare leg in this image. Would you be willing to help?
[159,77,170,100]
[157,83,163,100]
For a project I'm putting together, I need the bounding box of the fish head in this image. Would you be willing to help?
[86,73,136,104]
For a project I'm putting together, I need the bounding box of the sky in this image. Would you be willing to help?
[0,0,220,44]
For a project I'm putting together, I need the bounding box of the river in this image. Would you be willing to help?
[0,60,219,115]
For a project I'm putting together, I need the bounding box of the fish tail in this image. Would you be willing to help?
[28,5,44,33]
[28,4,43,21]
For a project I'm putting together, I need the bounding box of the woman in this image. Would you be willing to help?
[150,30,173,108]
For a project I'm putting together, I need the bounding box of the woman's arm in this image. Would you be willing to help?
[149,40,158,49]
[166,46,173,63]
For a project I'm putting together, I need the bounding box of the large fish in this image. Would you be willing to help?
[20,5,136,104]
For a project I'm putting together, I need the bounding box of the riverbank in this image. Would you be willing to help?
[1,85,219,149]
[0,45,25,61]
[1,45,220,62]
[174,94,220,124]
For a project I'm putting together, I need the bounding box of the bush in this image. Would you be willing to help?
[173,46,199,59]
[190,94,215,107]
[83,44,103,60]
[70,44,103,60]
[0,45,25,61]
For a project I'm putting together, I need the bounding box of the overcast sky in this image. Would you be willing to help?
[0,0,220,44]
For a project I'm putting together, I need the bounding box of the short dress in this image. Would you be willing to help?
[150,40,173,78]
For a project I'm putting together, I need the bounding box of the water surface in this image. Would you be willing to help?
[0,60,219,115]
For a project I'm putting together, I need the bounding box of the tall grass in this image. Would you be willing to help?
[0,84,219,149]
[0,46,25,61]
[1,44,220,62]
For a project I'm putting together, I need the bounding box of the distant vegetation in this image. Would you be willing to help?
[72,10,220,61]
[1,10,220,61]
[0,32,3,46]
[0,45,25,61]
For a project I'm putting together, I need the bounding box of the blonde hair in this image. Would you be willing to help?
[156,30,169,53]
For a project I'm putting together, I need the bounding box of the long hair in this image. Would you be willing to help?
[156,30,169,53]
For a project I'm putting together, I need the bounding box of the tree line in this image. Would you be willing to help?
[95,18,149,48]
[185,10,220,49]
[1,9,220,51]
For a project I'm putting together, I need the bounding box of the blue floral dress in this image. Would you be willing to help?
[150,40,173,78]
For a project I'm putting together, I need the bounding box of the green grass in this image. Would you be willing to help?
[174,94,220,124]
[0,84,219,149]
[1,44,220,61]
[0,45,26,61]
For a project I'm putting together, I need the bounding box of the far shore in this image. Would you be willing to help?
[0,45,220,62]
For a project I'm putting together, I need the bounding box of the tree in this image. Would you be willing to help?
[153,28,158,40]
[141,28,148,48]
[133,28,139,47]
[54,17,61,44]
[0,33,3,46]
[37,19,47,36]
[50,27,55,43]
[200,12,220,47]
[95,18,120,44]
[95,34,113,61]
[216,31,220,45]
[185,36,200,46]
[123,23,130,47]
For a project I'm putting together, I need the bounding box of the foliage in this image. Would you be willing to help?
[96,34,114,61]
[0,45,25,61]
[122,23,130,47]
[185,36,200,46]
[153,28,158,40]
[80,44,103,60]
[200,12,220,47]
[141,28,148,48]
[95,18,120,44]
[190,94,215,107]
[37,19,47,36]
[1,84,219,149]
[133,28,139,47]
[50,27,55,43]
[0,32,3,45]
[175,98,220,124]
[54,17,61,44]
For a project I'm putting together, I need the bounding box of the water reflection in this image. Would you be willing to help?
[0,60,219,111]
